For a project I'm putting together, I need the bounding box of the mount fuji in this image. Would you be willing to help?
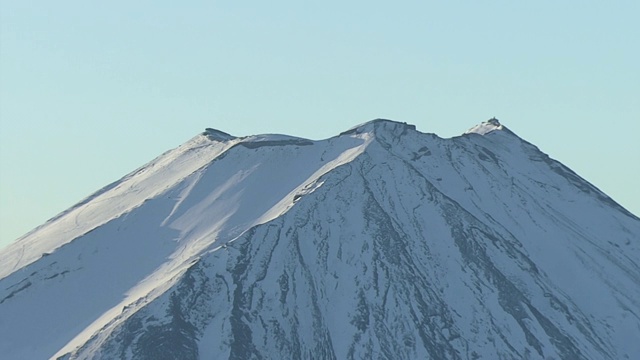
[0,119,638,360]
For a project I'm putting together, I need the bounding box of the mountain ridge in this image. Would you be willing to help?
[1,119,638,360]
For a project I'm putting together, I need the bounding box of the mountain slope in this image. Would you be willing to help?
[1,119,638,360]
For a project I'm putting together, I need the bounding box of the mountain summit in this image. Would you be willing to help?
[1,119,638,360]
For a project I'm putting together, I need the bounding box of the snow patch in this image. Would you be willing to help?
[465,118,503,135]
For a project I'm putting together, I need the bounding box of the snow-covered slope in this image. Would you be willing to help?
[0,119,638,360]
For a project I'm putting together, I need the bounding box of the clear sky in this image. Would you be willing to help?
[1,1,638,248]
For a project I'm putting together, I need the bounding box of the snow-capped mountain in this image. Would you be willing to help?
[1,119,638,360]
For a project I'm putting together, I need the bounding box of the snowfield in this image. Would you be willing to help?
[1,119,638,360]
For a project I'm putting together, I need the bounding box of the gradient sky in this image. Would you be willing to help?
[1,1,638,248]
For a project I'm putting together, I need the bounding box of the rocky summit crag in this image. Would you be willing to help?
[1,119,638,360]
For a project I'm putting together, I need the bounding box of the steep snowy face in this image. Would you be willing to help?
[1,119,639,360]
[0,126,374,360]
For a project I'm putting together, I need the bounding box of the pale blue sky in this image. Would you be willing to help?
[1,1,638,248]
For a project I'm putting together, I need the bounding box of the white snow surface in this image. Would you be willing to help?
[465,117,503,135]
[0,119,638,360]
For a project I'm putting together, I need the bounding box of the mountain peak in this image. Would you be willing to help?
[339,118,416,136]
[4,117,638,360]
[465,117,504,135]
